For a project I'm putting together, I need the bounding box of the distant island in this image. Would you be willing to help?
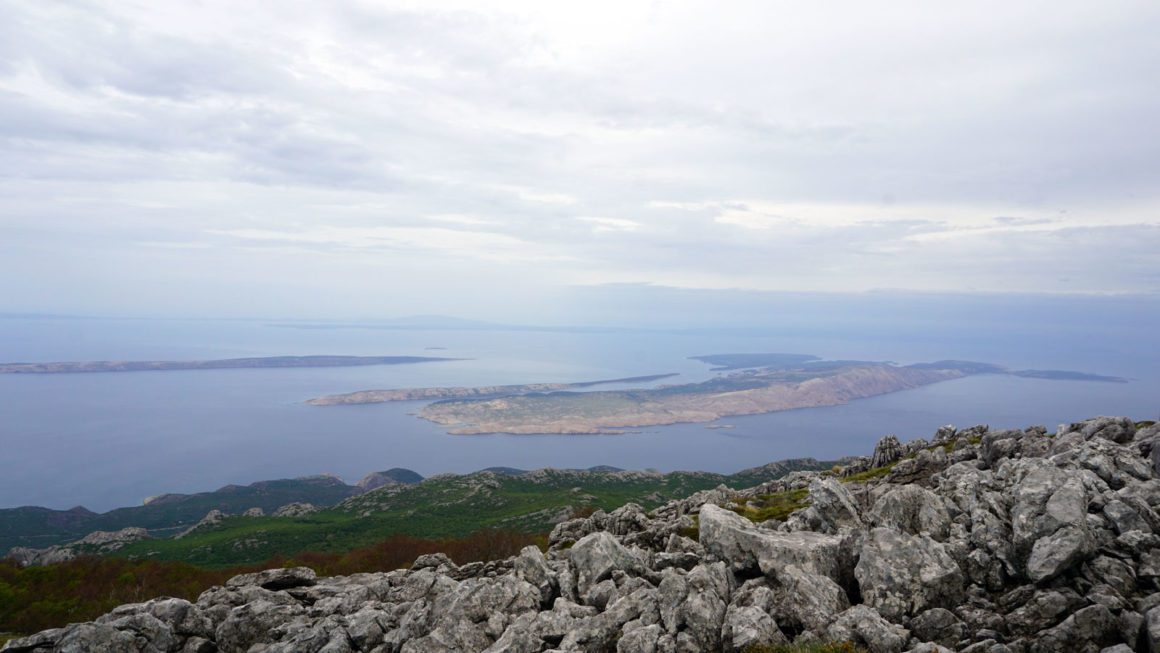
[310,353,1127,434]
[307,373,679,405]
[0,355,463,374]
[688,353,821,370]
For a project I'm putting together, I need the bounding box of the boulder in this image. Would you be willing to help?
[1061,416,1137,445]
[867,484,951,541]
[1147,605,1160,653]
[698,504,847,581]
[855,527,964,621]
[226,566,317,591]
[568,531,644,595]
[721,604,786,651]
[826,604,909,653]
[1030,604,1120,653]
[909,607,964,649]
[785,477,863,534]
[1009,465,1096,582]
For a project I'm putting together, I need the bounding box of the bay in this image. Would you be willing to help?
[0,316,1156,512]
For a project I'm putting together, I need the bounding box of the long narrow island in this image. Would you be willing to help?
[309,353,1127,434]
[307,373,679,405]
[0,355,463,374]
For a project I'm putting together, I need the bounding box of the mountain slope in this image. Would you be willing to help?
[6,416,1158,652]
[105,460,833,567]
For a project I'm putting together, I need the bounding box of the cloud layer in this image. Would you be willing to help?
[1,0,1158,319]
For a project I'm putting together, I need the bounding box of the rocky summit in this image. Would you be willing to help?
[5,416,1160,653]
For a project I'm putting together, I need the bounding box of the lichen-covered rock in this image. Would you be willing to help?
[909,607,963,649]
[825,605,908,653]
[784,477,863,534]
[867,484,951,541]
[1029,604,1120,653]
[721,603,786,651]
[699,504,847,581]
[226,566,317,590]
[568,531,645,595]
[1061,416,1138,445]
[1009,465,1096,582]
[855,527,964,621]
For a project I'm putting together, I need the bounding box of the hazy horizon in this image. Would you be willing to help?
[3,1,1159,321]
[4,287,1160,331]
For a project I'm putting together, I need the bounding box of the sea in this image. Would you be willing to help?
[1,314,1157,512]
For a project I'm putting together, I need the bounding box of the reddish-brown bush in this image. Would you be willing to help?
[0,529,544,636]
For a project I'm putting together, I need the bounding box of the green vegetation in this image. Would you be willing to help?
[0,476,362,552]
[728,488,809,523]
[1137,420,1156,428]
[0,530,540,636]
[840,461,897,484]
[10,462,835,569]
[677,515,700,540]
[112,470,741,567]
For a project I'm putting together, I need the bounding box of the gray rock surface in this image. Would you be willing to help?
[5,415,1158,653]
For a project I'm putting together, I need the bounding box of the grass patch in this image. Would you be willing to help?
[1137,420,1156,428]
[677,514,700,540]
[840,461,897,484]
[728,488,809,523]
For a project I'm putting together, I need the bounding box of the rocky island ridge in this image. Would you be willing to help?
[335,356,1126,435]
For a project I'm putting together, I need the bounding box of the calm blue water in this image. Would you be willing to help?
[1,316,1157,511]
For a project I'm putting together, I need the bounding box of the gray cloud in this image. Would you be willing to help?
[0,0,1158,319]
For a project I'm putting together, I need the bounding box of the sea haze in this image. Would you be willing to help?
[0,308,1157,512]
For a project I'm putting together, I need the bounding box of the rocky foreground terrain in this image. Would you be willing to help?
[5,416,1160,652]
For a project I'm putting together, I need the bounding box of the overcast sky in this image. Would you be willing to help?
[1,0,1158,321]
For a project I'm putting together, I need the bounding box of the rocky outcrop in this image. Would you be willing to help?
[5,527,150,567]
[272,502,318,518]
[5,416,1159,653]
[175,510,226,539]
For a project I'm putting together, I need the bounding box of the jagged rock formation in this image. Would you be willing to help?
[5,416,1160,653]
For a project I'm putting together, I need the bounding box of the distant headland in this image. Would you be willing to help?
[0,355,463,374]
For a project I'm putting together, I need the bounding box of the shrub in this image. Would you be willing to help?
[0,528,544,635]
